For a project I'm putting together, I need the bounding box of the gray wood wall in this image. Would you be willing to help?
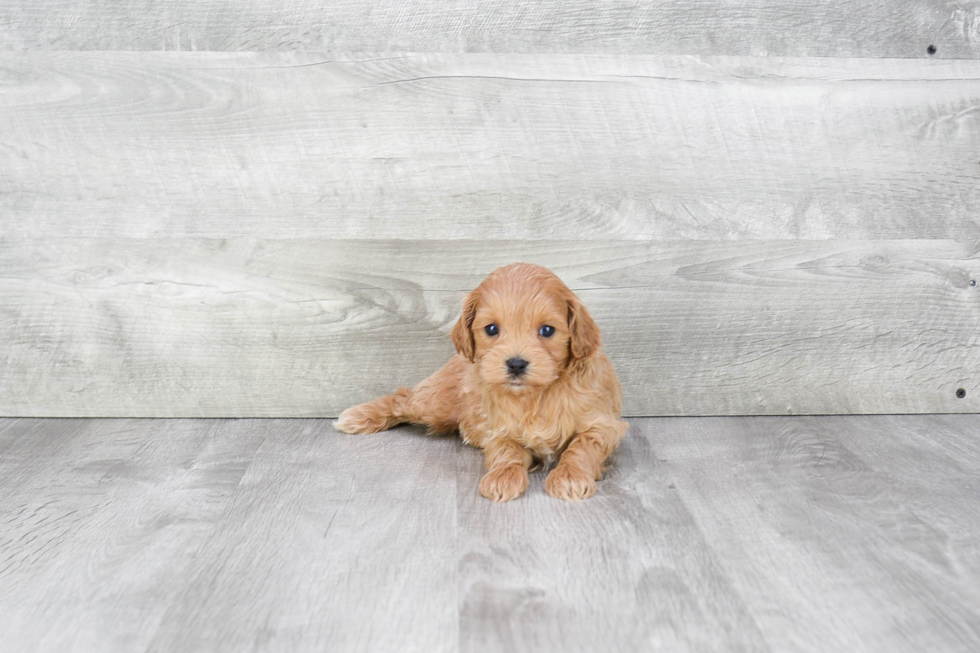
[2,2,978,417]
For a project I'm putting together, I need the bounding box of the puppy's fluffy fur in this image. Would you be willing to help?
[335,263,628,502]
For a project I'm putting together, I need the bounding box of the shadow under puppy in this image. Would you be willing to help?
[335,263,628,502]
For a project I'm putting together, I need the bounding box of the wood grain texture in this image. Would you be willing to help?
[2,53,979,241]
[0,419,268,652]
[0,418,458,652]
[3,415,980,652]
[1,1,978,58]
[646,415,980,651]
[1,238,976,417]
[146,421,459,652]
[455,424,767,652]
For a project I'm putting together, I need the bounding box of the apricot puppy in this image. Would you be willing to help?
[335,263,628,502]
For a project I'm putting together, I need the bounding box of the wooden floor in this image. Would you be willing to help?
[2,416,979,652]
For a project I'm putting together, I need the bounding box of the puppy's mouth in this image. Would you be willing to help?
[505,376,528,390]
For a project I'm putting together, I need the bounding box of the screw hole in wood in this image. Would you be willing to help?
[927,45,937,55]
[956,388,966,399]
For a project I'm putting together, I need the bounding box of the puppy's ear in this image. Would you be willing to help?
[567,295,601,359]
[451,290,480,361]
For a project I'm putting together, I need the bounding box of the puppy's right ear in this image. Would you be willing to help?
[451,290,479,361]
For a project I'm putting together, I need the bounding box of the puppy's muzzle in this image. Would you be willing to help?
[506,357,529,377]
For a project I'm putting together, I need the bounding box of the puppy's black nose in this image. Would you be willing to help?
[506,357,529,377]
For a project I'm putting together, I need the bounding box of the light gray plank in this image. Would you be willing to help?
[648,416,980,652]
[804,414,980,585]
[456,420,768,653]
[0,1,977,58]
[4,416,980,652]
[0,418,459,652]
[145,421,459,653]
[0,419,267,653]
[1,238,976,417]
[2,53,979,241]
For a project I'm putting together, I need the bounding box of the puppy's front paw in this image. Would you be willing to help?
[545,464,597,501]
[334,404,390,434]
[479,465,529,502]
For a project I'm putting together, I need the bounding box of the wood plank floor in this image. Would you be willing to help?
[2,415,978,652]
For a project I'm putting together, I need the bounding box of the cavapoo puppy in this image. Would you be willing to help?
[335,263,628,502]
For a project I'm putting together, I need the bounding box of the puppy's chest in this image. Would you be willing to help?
[511,419,569,455]
[461,395,575,455]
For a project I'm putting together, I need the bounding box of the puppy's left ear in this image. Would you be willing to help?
[567,295,601,359]
[451,290,480,361]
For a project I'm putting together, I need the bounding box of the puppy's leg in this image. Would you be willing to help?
[334,386,415,434]
[334,356,464,435]
[478,438,532,502]
[546,418,628,501]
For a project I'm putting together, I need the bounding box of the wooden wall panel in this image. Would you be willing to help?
[1,238,976,417]
[2,53,979,242]
[3,6,978,417]
[1,1,978,58]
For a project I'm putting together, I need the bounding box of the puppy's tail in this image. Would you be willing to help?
[334,387,414,434]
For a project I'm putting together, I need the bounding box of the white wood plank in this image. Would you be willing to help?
[1,1,977,57]
[2,53,978,240]
[1,238,976,417]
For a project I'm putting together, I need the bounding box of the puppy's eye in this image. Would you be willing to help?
[539,325,555,338]
[484,324,499,337]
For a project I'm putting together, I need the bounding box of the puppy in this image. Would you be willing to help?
[334,263,628,502]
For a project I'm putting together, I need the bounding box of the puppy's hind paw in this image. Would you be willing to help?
[334,403,392,434]
[545,464,597,501]
[479,465,529,503]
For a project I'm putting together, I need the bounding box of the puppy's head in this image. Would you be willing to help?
[451,263,600,392]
